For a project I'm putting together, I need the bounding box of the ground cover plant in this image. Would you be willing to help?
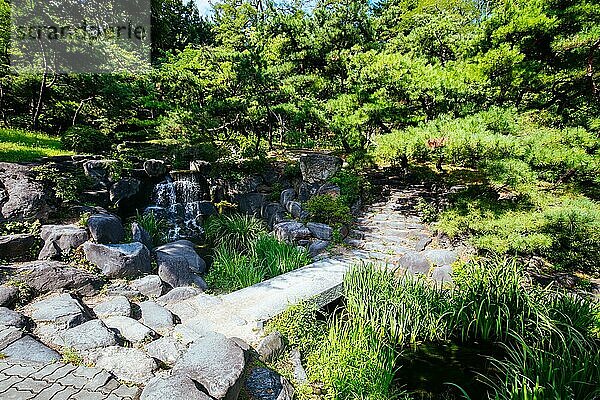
[269,260,600,399]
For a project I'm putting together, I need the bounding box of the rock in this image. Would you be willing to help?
[0,162,52,221]
[2,335,60,363]
[279,189,296,208]
[256,331,284,363]
[144,159,167,178]
[0,307,28,329]
[173,331,246,400]
[156,286,203,306]
[307,222,333,241]
[83,242,152,278]
[309,240,330,257]
[87,213,125,244]
[141,375,211,400]
[28,293,87,329]
[415,237,432,252]
[139,301,174,335]
[38,224,88,260]
[130,275,165,298]
[19,260,103,296]
[245,368,294,400]
[156,241,207,290]
[109,178,141,206]
[132,222,153,250]
[93,296,131,318]
[398,251,431,275]
[144,336,185,366]
[317,182,341,197]
[287,201,303,219]
[0,285,19,308]
[298,182,320,202]
[290,349,308,383]
[299,154,342,184]
[262,202,286,229]
[155,240,206,274]
[195,201,218,217]
[238,193,267,216]
[431,265,453,284]
[0,325,22,349]
[83,160,116,188]
[58,319,118,351]
[102,316,157,344]
[273,221,311,243]
[166,294,222,323]
[90,346,157,384]
[424,249,458,267]
[0,234,36,261]
[190,160,212,174]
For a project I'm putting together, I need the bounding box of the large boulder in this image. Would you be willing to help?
[273,221,311,243]
[173,331,246,400]
[18,260,103,296]
[83,160,117,188]
[156,240,207,290]
[109,178,141,206]
[0,162,52,222]
[0,234,36,261]
[307,222,333,241]
[299,154,342,184]
[141,375,211,400]
[279,189,296,209]
[83,242,152,278]
[238,193,267,216]
[262,202,286,230]
[38,224,88,260]
[87,213,125,244]
[0,307,28,329]
[144,159,167,178]
[0,285,19,308]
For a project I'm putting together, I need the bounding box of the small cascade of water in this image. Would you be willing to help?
[148,171,212,241]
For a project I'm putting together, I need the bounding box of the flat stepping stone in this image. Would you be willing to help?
[0,307,28,328]
[3,335,60,363]
[173,332,246,400]
[28,293,87,329]
[141,375,211,400]
[0,325,23,349]
[89,346,157,384]
[144,336,185,366]
[139,301,174,335]
[93,296,132,318]
[102,316,157,344]
[57,319,118,351]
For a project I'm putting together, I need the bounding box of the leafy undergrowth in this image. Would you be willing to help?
[268,260,600,400]
[0,128,74,162]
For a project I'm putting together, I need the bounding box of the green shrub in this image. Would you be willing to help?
[329,170,368,207]
[266,301,327,355]
[204,214,266,252]
[305,194,353,227]
[32,164,92,203]
[61,125,111,154]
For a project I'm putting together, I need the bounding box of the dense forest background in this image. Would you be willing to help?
[0,0,598,159]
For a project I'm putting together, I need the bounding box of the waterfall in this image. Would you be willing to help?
[148,171,211,241]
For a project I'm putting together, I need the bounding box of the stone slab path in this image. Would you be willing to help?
[0,359,139,400]
[172,186,456,344]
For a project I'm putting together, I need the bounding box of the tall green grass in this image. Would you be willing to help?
[272,259,600,399]
[206,233,310,292]
[205,214,266,252]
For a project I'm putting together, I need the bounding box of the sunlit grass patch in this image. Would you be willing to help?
[0,128,74,162]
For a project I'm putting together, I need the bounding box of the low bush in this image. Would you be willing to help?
[61,125,111,154]
[304,194,352,227]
